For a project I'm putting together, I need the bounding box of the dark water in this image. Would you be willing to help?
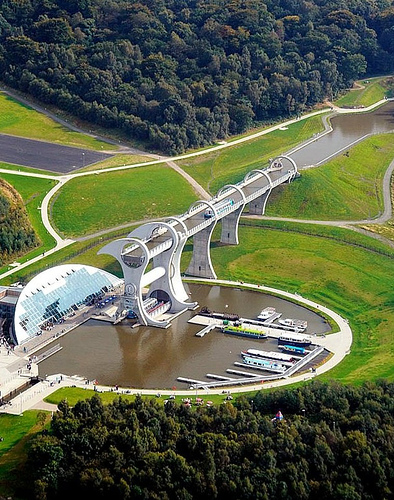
[291,101,394,168]
[38,284,330,389]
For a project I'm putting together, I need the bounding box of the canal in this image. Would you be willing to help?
[38,102,394,389]
[291,101,394,168]
[38,283,330,389]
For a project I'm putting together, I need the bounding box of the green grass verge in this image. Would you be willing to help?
[44,387,237,408]
[51,165,198,238]
[78,153,155,172]
[0,411,45,459]
[0,410,50,499]
[266,132,394,220]
[0,172,56,275]
[0,93,115,151]
[178,115,326,194]
[334,77,391,108]
[204,221,394,384]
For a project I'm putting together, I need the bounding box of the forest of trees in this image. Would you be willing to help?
[27,381,394,500]
[0,179,38,266]
[1,0,394,153]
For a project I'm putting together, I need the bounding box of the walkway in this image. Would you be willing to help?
[1,97,392,285]
[0,278,352,414]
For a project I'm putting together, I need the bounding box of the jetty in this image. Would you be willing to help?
[195,324,217,337]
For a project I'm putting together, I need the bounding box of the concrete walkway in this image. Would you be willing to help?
[0,279,352,414]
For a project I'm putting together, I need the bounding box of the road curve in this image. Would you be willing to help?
[0,278,352,414]
[0,98,393,282]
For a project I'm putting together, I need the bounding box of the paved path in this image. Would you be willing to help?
[0,96,390,411]
[1,97,393,284]
[0,278,352,414]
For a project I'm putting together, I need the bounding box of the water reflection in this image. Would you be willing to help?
[38,284,330,389]
[292,101,394,168]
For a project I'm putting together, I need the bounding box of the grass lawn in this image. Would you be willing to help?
[44,386,236,408]
[266,133,394,220]
[0,93,115,151]
[203,221,394,384]
[334,76,392,108]
[0,410,50,498]
[79,153,155,172]
[178,115,325,194]
[51,165,198,238]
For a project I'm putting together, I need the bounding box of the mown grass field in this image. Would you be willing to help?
[44,387,232,407]
[0,93,113,151]
[205,221,394,384]
[266,132,394,220]
[0,410,51,498]
[79,153,155,172]
[51,165,198,238]
[178,115,326,194]
[334,76,391,108]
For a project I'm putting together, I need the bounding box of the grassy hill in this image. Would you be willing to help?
[0,179,39,266]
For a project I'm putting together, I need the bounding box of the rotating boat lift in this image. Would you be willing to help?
[99,156,298,327]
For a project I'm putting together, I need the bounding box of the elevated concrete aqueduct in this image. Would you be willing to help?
[99,156,298,327]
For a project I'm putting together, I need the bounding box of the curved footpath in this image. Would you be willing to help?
[0,98,391,412]
[0,279,352,414]
[1,98,392,285]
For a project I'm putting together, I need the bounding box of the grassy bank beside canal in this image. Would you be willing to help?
[178,115,325,194]
[334,76,392,108]
[50,165,198,238]
[205,222,394,384]
[266,132,394,220]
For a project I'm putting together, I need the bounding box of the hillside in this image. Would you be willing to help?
[24,381,394,499]
[0,0,393,153]
[0,179,39,266]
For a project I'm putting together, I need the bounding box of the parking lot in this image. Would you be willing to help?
[0,133,112,173]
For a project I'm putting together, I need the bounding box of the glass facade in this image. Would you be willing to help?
[14,264,122,344]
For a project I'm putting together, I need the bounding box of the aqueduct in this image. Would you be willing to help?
[98,156,298,327]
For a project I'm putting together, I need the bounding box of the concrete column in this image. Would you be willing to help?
[248,188,272,215]
[185,222,217,279]
[220,205,244,244]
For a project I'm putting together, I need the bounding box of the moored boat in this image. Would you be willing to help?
[278,344,308,355]
[278,332,312,347]
[278,317,307,332]
[222,325,267,339]
[242,355,287,373]
[242,348,296,363]
[257,306,278,320]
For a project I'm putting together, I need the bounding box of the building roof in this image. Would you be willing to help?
[13,264,122,344]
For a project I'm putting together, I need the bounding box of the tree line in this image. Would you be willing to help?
[0,0,394,153]
[0,180,38,266]
[26,380,394,499]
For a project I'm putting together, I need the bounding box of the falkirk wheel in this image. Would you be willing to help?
[98,155,298,327]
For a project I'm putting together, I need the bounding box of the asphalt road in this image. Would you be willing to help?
[0,133,113,173]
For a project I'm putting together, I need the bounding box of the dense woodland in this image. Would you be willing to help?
[27,381,394,500]
[1,0,394,153]
[0,179,38,265]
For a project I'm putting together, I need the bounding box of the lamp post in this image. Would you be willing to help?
[82,152,85,168]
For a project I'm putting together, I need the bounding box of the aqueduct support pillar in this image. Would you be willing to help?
[185,222,217,279]
[248,189,272,215]
[220,205,244,244]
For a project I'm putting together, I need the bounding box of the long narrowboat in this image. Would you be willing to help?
[242,355,287,373]
[222,325,267,339]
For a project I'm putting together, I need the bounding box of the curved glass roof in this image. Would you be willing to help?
[14,264,122,344]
